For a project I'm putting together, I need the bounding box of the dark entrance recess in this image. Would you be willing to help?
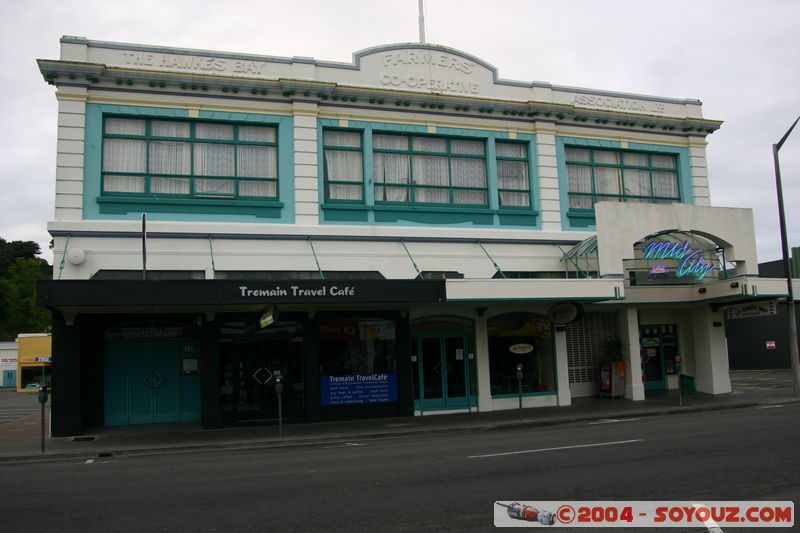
[219,315,305,425]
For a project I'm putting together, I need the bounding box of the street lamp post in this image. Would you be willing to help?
[772,115,800,397]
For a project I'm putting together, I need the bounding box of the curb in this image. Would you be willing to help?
[1,396,797,465]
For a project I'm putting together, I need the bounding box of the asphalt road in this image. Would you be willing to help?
[2,403,798,532]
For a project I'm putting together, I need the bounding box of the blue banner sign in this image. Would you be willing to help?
[320,373,398,406]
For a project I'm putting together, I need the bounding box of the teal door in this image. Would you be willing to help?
[412,333,477,412]
[105,340,199,426]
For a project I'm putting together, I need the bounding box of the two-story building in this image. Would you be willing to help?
[37,36,785,437]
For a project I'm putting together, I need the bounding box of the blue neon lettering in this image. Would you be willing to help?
[643,239,715,282]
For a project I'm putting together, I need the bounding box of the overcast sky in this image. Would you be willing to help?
[1,0,798,265]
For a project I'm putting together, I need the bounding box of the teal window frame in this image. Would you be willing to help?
[321,128,365,204]
[101,116,279,201]
[495,140,533,210]
[372,133,488,208]
[565,146,680,208]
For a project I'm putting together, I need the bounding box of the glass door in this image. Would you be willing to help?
[220,318,305,425]
[412,333,476,412]
[640,325,677,390]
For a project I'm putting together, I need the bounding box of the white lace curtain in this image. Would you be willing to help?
[324,131,363,201]
[567,165,593,209]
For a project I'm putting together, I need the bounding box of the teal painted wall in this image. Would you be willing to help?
[84,104,295,223]
[556,136,694,231]
[317,119,541,229]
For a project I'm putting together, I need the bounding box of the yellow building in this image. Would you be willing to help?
[17,334,52,392]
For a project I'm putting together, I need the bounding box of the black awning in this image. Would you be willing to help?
[38,279,446,309]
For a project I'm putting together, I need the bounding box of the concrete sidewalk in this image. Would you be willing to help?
[0,370,796,463]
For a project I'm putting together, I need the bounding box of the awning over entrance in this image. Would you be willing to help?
[38,279,447,313]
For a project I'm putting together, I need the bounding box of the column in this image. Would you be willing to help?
[535,126,562,232]
[554,327,571,406]
[293,102,320,225]
[55,88,87,221]
[474,313,493,412]
[50,311,83,436]
[619,307,645,401]
[692,306,731,394]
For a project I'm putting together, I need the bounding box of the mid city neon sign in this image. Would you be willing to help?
[643,240,715,281]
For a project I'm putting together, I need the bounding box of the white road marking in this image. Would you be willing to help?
[754,404,784,410]
[588,418,641,425]
[693,503,724,533]
[468,439,643,459]
[85,459,94,464]
[323,442,366,449]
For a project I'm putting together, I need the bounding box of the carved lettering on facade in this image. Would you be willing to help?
[379,50,480,94]
[122,52,268,75]
[571,94,666,115]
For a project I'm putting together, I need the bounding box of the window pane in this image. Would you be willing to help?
[653,171,679,198]
[104,175,144,193]
[149,141,190,175]
[595,167,621,194]
[195,123,234,140]
[151,177,189,195]
[151,121,189,138]
[454,190,487,205]
[451,139,484,155]
[238,145,277,178]
[327,184,363,201]
[496,142,526,158]
[239,125,275,143]
[624,152,648,166]
[569,194,593,209]
[623,169,651,196]
[412,155,448,186]
[239,180,276,198]
[565,148,590,162]
[324,150,363,182]
[323,130,360,148]
[195,178,234,196]
[652,154,676,169]
[105,118,145,136]
[451,158,486,188]
[567,165,592,193]
[373,134,407,150]
[414,188,448,204]
[594,150,620,164]
[239,180,277,198]
[489,313,556,395]
[500,191,530,207]
[194,143,234,176]
[103,139,146,172]
[497,160,528,190]
[413,137,446,152]
[374,185,409,202]
[373,153,409,184]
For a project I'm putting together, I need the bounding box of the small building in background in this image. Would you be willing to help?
[0,341,18,388]
[16,334,52,392]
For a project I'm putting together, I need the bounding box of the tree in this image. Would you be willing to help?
[0,238,51,340]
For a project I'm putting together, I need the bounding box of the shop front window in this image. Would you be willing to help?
[318,317,398,406]
[20,366,51,390]
[488,312,556,396]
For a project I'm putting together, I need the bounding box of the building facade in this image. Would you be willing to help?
[37,37,785,436]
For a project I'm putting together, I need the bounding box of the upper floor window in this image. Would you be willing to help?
[101,117,278,200]
[372,134,487,206]
[566,147,679,209]
[322,130,364,201]
[496,142,530,208]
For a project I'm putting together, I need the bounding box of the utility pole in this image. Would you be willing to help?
[772,115,800,396]
[418,0,426,43]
